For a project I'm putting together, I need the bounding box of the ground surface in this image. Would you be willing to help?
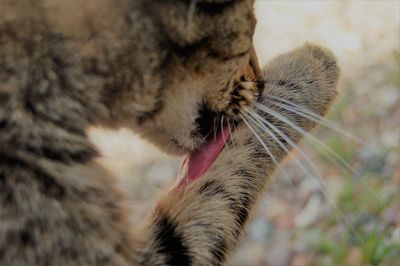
[91,1,400,265]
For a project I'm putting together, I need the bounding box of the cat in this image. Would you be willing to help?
[0,0,339,265]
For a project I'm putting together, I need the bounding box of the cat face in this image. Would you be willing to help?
[95,0,260,155]
[0,0,259,155]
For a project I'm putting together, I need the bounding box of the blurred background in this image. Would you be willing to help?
[90,1,400,265]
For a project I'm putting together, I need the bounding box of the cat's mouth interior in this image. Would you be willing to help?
[176,106,232,188]
[177,125,231,188]
[194,104,223,139]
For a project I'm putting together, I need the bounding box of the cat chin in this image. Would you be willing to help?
[134,128,202,157]
[155,142,192,157]
[156,137,203,157]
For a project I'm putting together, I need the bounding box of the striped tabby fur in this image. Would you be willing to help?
[0,0,339,265]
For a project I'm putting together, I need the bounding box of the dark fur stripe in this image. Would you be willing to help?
[231,169,256,239]
[175,0,240,15]
[24,145,97,164]
[236,206,249,224]
[236,192,251,227]
[199,180,227,197]
[24,99,86,137]
[0,120,6,129]
[231,191,252,240]
[0,152,66,198]
[209,48,250,61]
[209,237,227,266]
[171,39,208,58]
[200,180,238,212]
[155,215,192,266]
[196,0,241,15]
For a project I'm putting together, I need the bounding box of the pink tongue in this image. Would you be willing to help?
[178,126,231,188]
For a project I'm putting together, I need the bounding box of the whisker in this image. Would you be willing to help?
[245,108,321,186]
[186,0,198,26]
[257,103,338,164]
[227,118,235,145]
[255,103,384,205]
[269,96,366,145]
[248,106,363,241]
[221,116,227,145]
[241,111,296,191]
[213,115,218,141]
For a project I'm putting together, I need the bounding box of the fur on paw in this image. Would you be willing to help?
[225,61,261,117]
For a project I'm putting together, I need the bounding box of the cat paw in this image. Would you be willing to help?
[225,62,260,117]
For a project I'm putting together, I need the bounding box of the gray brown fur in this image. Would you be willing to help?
[0,0,339,265]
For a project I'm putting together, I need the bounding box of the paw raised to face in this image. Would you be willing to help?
[101,0,260,155]
[224,54,262,116]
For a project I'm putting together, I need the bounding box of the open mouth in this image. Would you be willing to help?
[175,49,262,188]
[177,125,231,188]
[176,106,232,188]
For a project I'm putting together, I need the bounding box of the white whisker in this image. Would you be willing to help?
[186,0,198,26]
[221,116,227,145]
[269,96,366,145]
[240,113,292,184]
[213,115,217,141]
[245,108,320,186]
[241,111,297,191]
[251,104,366,241]
[257,103,343,166]
[227,118,235,145]
[255,103,383,206]
[243,110,296,191]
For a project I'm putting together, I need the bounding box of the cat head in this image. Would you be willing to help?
[96,0,261,155]
[0,0,260,156]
